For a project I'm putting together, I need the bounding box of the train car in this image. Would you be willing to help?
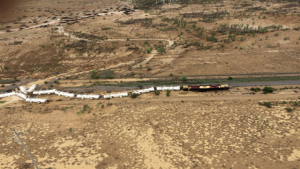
[27,84,38,93]
[181,84,229,91]
[76,94,100,100]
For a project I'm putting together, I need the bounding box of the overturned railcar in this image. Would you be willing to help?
[181,84,229,91]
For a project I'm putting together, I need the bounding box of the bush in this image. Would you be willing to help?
[54,80,59,84]
[131,93,139,99]
[98,70,115,79]
[91,69,99,79]
[44,81,48,84]
[263,86,274,94]
[206,35,218,42]
[262,102,272,108]
[166,90,171,97]
[0,100,6,104]
[250,87,261,92]
[154,90,160,95]
[285,107,293,112]
[146,47,152,53]
[181,76,187,82]
[228,76,233,80]
[157,46,166,54]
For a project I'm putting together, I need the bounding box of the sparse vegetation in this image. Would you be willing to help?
[261,102,272,108]
[1,1,300,168]
[154,90,160,95]
[157,46,166,54]
[181,76,188,82]
[263,86,274,94]
[166,90,171,97]
[76,104,91,115]
[250,87,261,92]
[91,69,100,79]
[131,93,139,99]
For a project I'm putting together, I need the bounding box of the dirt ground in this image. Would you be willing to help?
[0,85,300,169]
[1,0,300,81]
[1,0,300,168]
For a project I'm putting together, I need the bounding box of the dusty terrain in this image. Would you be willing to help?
[1,0,300,168]
[0,85,300,168]
[0,0,300,82]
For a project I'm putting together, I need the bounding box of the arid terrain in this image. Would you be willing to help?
[1,0,300,168]
[0,0,300,81]
[0,85,300,168]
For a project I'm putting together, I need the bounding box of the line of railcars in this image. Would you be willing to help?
[0,84,230,103]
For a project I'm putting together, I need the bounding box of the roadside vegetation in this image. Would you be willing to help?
[74,76,300,88]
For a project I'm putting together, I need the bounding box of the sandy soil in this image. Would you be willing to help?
[0,86,300,168]
[1,0,300,81]
[1,0,300,168]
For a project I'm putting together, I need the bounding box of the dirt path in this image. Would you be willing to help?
[107,39,174,47]
[0,19,60,33]
[27,59,136,86]
[56,25,174,46]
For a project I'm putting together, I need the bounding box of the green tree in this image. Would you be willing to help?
[262,86,274,94]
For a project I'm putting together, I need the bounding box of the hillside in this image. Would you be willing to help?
[0,0,300,82]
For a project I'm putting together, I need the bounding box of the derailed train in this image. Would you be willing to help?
[181,84,229,91]
[0,84,230,103]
